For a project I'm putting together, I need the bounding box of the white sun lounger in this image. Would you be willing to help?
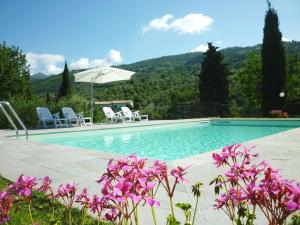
[36,107,68,128]
[102,107,124,123]
[62,107,92,127]
[121,106,148,122]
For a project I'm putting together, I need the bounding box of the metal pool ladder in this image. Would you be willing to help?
[0,101,28,140]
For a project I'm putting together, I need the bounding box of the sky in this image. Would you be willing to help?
[1,0,299,75]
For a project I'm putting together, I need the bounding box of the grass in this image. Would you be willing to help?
[0,175,109,225]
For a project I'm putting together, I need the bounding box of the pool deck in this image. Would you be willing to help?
[0,118,299,224]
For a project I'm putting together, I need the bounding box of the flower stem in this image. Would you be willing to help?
[251,204,256,225]
[51,201,55,220]
[151,205,157,225]
[131,200,138,225]
[28,203,34,225]
[134,206,138,225]
[82,208,87,225]
[68,208,72,225]
[192,196,199,225]
[170,196,175,218]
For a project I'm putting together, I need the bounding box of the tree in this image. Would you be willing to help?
[59,62,72,97]
[0,42,32,100]
[285,56,300,114]
[230,53,262,116]
[199,43,230,104]
[286,56,300,102]
[261,1,286,115]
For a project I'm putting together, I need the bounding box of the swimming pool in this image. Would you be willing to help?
[28,120,299,160]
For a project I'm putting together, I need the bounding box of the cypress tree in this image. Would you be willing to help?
[199,42,230,104]
[59,62,72,97]
[261,0,286,115]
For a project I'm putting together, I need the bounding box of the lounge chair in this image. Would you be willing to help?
[36,107,68,128]
[62,107,92,127]
[102,107,124,123]
[121,107,148,122]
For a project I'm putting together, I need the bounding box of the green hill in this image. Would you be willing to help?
[32,41,300,117]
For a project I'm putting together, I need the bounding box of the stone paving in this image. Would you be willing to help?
[0,119,299,224]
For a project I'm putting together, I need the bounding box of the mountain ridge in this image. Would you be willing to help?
[32,41,300,96]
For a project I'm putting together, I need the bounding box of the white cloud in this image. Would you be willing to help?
[46,64,63,74]
[106,49,122,64]
[282,37,292,42]
[143,13,213,34]
[70,58,90,70]
[26,49,123,74]
[142,14,173,33]
[69,49,123,70]
[26,52,65,75]
[170,14,213,34]
[191,44,209,52]
[191,41,222,53]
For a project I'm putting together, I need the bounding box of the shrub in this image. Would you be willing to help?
[0,96,46,129]
[269,109,289,118]
[0,95,100,129]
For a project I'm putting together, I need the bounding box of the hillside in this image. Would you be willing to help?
[32,41,300,103]
[31,73,49,81]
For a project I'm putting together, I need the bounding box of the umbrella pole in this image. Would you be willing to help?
[90,81,93,124]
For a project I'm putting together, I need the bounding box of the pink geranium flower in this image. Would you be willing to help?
[53,182,77,208]
[212,144,300,225]
[9,174,37,198]
[37,176,52,193]
[76,187,90,208]
[0,191,14,224]
[170,166,189,184]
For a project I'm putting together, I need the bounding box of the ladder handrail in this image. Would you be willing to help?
[0,101,28,140]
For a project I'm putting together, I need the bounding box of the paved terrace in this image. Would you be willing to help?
[0,119,299,224]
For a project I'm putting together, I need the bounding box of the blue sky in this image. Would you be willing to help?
[1,0,299,74]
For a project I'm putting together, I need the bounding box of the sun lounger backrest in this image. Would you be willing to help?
[121,107,133,118]
[36,107,53,120]
[103,107,115,118]
[62,107,76,119]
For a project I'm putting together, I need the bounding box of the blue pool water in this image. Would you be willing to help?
[28,121,298,160]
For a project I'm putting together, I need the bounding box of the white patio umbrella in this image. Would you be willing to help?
[74,66,135,123]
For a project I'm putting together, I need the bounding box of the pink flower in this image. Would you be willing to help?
[0,191,14,224]
[37,176,52,193]
[214,194,228,209]
[111,179,133,202]
[145,196,160,207]
[212,144,241,167]
[128,193,142,204]
[285,183,300,211]
[9,175,37,198]
[53,182,77,208]
[96,154,162,220]
[212,144,300,225]
[89,195,106,214]
[104,207,119,221]
[212,152,228,167]
[56,182,77,198]
[170,166,189,184]
[76,187,90,207]
[152,160,167,178]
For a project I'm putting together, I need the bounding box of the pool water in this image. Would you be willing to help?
[28,122,296,160]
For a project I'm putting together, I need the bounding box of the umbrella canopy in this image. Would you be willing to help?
[73,66,135,124]
[74,66,135,84]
